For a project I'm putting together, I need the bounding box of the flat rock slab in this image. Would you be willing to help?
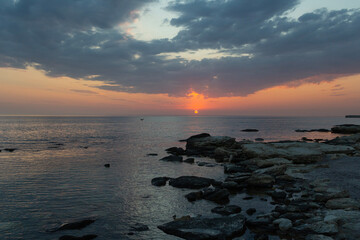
[158,214,246,239]
[331,124,360,134]
[169,176,215,189]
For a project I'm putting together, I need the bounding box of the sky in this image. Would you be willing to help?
[0,0,360,116]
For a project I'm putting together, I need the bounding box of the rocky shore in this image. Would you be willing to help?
[152,126,360,239]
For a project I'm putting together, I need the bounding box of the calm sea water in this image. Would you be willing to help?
[0,116,359,239]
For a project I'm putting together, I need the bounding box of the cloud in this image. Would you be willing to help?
[70,89,98,94]
[0,0,360,98]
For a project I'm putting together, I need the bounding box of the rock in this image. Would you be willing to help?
[160,155,183,162]
[151,177,170,186]
[221,181,241,190]
[186,133,211,140]
[305,235,334,240]
[247,174,275,188]
[130,223,149,231]
[202,188,230,204]
[295,129,330,133]
[51,219,96,232]
[224,164,243,173]
[254,234,269,240]
[211,205,242,216]
[273,218,292,231]
[310,222,338,235]
[255,158,291,168]
[166,147,186,155]
[253,165,287,176]
[186,135,236,155]
[158,214,246,239]
[326,133,360,145]
[185,191,203,202]
[184,158,195,163]
[147,153,158,156]
[104,164,110,168]
[246,218,276,233]
[242,129,259,132]
[255,138,264,142]
[59,235,97,240]
[325,198,360,210]
[197,161,216,167]
[3,148,16,152]
[331,124,360,134]
[246,208,256,216]
[169,176,214,189]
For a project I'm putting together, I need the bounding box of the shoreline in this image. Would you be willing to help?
[153,131,360,239]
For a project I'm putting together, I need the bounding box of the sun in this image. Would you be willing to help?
[194,110,199,114]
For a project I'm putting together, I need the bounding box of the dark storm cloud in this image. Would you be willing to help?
[0,0,360,97]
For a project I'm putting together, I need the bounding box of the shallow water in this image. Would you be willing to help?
[0,116,359,239]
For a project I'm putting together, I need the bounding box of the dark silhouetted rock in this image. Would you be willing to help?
[186,133,211,140]
[169,176,214,189]
[166,147,186,155]
[211,205,241,216]
[295,129,330,133]
[52,219,95,232]
[202,188,230,204]
[158,214,246,239]
[183,158,195,163]
[59,235,97,240]
[159,155,183,162]
[130,223,149,231]
[3,148,16,152]
[242,129,259,132]
[246,208,256,216]
[185,191,203,202]
[147,153,158,156]
[151,177,170,186]
[104,164,110,168]
[331,124,360,134]
[255,138,264,142]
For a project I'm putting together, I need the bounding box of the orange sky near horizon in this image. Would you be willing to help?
[1,67,360,116]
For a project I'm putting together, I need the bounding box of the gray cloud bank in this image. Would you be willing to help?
[0,0,360,97]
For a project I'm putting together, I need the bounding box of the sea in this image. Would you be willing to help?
[0,116,359,240]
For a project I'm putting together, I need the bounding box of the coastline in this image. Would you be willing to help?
[153,130,360,239]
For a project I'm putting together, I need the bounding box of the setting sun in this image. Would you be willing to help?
[194,110,199,114]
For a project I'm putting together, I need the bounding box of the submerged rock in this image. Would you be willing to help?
[169,176,214,189]
[59,235,97,240]
[211,205,242,216]
[159,155,183,162]
[158,214,246,239]
[51,219,95,232]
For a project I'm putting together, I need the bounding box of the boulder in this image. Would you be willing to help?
[169,176,214,189]
[160,155,183,162]
[202,188,230,204]
[166,147,186,155]
[325,198,360,210]
[211,205,242,216]
[151,177,170,186]
[158,214,246,240]
[273,218,292,231]
[247,174,275,188]
[186,134,236,154]
[331,124,360,134]
[326,133,360,145]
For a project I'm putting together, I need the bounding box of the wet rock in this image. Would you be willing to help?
[59,235,97,240]
[246,208,256,216]
[186,133,211,140]
[246,218,276,234]
[243,196,253,200]
[51,219,95,232]
[185,191,203,202]
[273,218,292,231]
[186,134,236,155]
[325,198,360,210]
[158,214,246,240]
[183,158,194,163]
[169,176,214,189]
[160,155,183,162]
[104,164,110,168]
[221,181,241,190]
[247,174,275,188]
[3,148,16,152]
[224,164,243,173]
[253,165,287,176]
[310,222,338,235]
[211,205,242,216]
[326,133,360,145]
[242,129,259,132]
[202,188,230,204]
[255,158,291,168]
[166,147,186,155]
[305,235,333,240]
[151,177,170,186]
[147,153,158,156]
[254,234,269,240]
[130,223,149,231]
[331,124,360,134]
